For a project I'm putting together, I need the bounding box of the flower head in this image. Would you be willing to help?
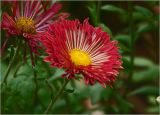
[41,19,122,88]
[1,1,68,54]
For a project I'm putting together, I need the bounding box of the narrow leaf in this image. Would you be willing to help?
[113,35,131,46]
[128,86,159,96]
[64,88,74,94]
[132,65,159,82]
[101,5,126,14]
[134,5,153,18]
[100,23,112,37]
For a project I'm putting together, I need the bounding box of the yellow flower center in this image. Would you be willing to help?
[70,49,92,66]
[16,17,35,33]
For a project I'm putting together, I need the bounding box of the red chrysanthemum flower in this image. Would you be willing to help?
[1,1,68,54]
[41,19,122,88]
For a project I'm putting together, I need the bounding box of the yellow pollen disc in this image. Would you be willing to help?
[70,49,92,66]
[16,17,35,33]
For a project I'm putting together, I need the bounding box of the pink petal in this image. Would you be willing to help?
[12,1,20,18]
[35,3,62,28]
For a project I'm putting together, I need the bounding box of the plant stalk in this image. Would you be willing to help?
[44,79,70,114]
[128,2,135,81]
[33,55,39,105]
[96,0,101,26]
[2,45,20,85]
[123,2,135,98]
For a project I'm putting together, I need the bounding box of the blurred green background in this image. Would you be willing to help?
[1,1,159,114]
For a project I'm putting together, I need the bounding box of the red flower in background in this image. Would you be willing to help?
[1,1,69,54]
[41,19,122,88]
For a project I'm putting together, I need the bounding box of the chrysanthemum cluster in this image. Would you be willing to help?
[1,1,122,88]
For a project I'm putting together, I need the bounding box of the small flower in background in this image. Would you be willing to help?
[156,96,160,104]
[1,1,68,54]
[41,19,122,88]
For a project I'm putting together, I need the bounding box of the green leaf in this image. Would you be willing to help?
[124,56,154,67]
[113,35,131,46]
[16,63,33,77]
[135,23,155,42]
[122,57,131,73]
[119,43,130,53]
[115,93,133,113]
[49,68,65,81]
[101,86,113,101]
[8,75,35,99]
[38,88,50,106]
[132,65,159,82]
[18,79,35,99]
[146,106,159,113]
[134,57,154,67]
[100,23,112,37]
[90,84,103,103]
[87,3,97,26]
[87,6,94,15]
[123,56,158,82]
[133,11,147,21]
[136,23,155,34]
[134,5,153,18]
[128,86,159,96]
[101,5,126,14]
[64,88,75,94]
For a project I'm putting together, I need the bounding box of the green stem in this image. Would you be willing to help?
[33,71,38,104]
[43,61,52,77]
[64,93,71,113]
[33,55,39,105]
[44,79,70,114]
[2,45,20,85]
[13,62,24,78]
[45,79,55,93]
[128,2,135,81]
[96,0,101,26]
[88,1,101,26]
[124,2,135,98]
